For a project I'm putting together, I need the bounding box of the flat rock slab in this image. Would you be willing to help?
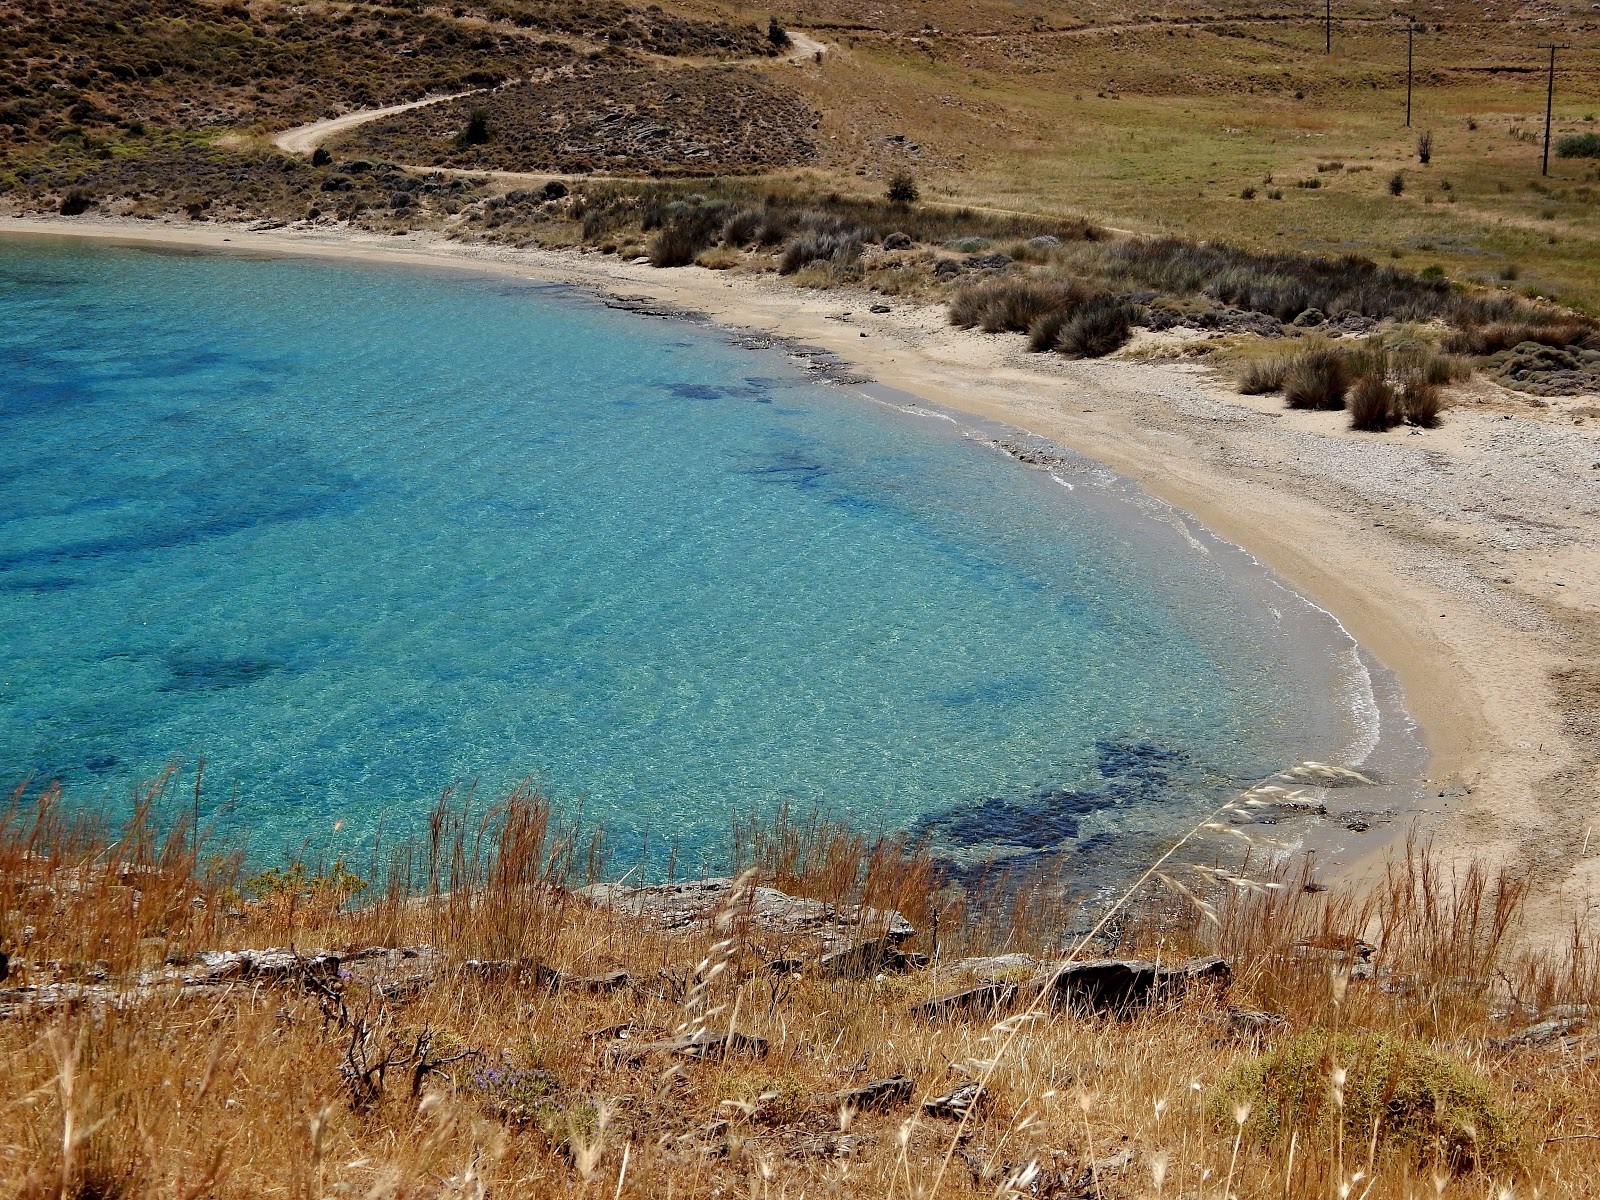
[577,879,914,949]
[609,1026,769,1063]
[941,953,1039,980]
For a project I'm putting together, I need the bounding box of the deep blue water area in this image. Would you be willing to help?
[0,236,1373,875]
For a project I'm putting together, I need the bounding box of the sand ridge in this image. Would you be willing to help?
[5,215,1597,929]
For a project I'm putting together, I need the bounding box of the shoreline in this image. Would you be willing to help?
[6,215,1598,921]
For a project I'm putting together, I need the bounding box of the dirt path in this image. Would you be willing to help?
[272,89,492,155]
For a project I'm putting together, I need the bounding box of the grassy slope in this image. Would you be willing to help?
[771,0,1600,309]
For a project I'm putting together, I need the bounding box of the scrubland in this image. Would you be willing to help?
[5,767,1600,1199]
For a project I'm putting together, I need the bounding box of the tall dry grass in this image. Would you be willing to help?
[4,768,1600,1198]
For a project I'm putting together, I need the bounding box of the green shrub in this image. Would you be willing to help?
[886,172,919,206]
[456,107,490,148]
[1208,1029,1517,1171]
[1556,132,1600,159]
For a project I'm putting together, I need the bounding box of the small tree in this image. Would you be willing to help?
[767,16,790,48]
[1388,171,1406,196]
[1417,130,1433,164]
[886,172,919,205]
[456,108,490,148]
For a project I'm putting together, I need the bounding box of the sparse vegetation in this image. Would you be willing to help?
[1283,347,1350,410]
[3,765,1599,1196]
[948,276,1093,334]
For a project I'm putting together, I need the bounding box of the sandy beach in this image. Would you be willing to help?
[6,214,1598,925]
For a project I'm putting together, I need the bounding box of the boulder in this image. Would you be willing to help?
[910,955,1232,1020]
[830,1075,914,1112]
[610,1026,769,1063]
[923,1082,984,1119]
[883,232,913,250]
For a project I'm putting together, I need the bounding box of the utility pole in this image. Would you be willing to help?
[1325,0,1331,54]
[1540,42,1569,176]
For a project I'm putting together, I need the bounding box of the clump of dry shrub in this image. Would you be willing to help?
[1283,347,1350,410]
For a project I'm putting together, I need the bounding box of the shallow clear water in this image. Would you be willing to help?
[0,237,1365,873]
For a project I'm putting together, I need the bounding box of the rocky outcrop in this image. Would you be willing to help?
[910,955,1232,1022]
[576,877,914,947]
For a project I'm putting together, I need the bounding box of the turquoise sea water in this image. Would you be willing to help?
[0,236,1369,873]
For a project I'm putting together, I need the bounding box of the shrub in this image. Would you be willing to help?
[1418,130,1433,163]
[1401,376,1443,426]
[1237,357,1288,395]
[1388,171,1405,196]
[778,229,861,275]
[721,205,764,246]
[1056,295,1135,358]
[1296,177,1322,190]
[886,172,919,206]
[767,15,790,48]
[650,202,730,267]
[1556,132,1600,159]
[1444,319,1596,356]
[58,186,93,215]
[948,277,1093,335]
[541,180,569,200]
[1349,373,1399,430]
[1267,188,1284,200]
[456,108,490,148]
[1027,309,1070,352]
[1239,185,1257,200]
[1208,1029,1517,1171]
[311,146,332,168]
[1283,348,1349,410]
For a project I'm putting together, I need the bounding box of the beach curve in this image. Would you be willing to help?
[3,214,1596,928]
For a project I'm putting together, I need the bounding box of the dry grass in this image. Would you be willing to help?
[4,769,1600,1198]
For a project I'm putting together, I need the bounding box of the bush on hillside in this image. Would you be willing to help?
[886,172,919,206]
[949,277,1094,335]
[1445,319,1597,356]
[1556,132,1600,158]
[456,107,491,148]
[1208,1029,1518,1171]
[778,229,861,275]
